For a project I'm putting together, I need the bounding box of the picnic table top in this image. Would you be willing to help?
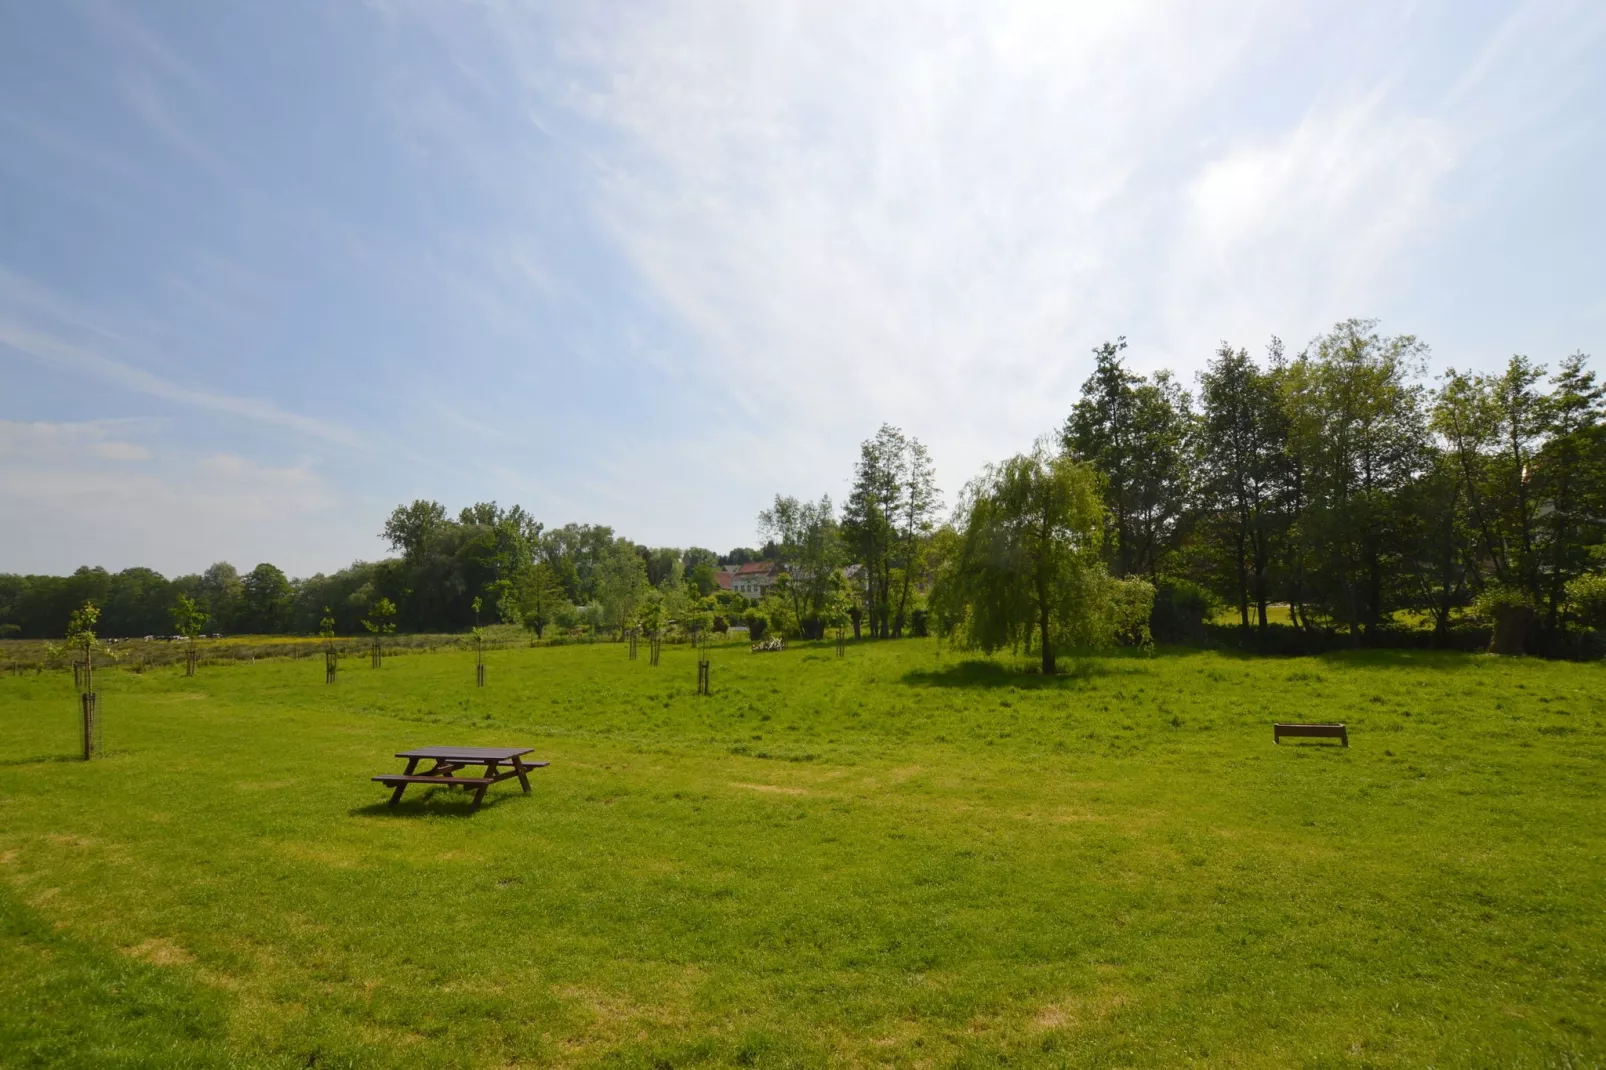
[395,746,534,761]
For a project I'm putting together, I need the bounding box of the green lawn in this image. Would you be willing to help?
[1,639,1602,1068]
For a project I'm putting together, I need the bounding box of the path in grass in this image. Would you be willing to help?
[1,639,1602,1067]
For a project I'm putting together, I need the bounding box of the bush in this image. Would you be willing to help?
[1474,584,1536,655]
[1472,583,1534,622]
[1108,576,1156,647]
[1150,578,1216,642]
[744,611,769,642]
[1565,572,1606,630]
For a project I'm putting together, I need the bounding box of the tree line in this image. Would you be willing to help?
[1040,319,1606,653]
[750,318,1606,666]
[0,508,773,641]
[6,317,1603,658]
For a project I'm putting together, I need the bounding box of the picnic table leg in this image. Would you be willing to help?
[512,758,532,794]
[388,756,420,807]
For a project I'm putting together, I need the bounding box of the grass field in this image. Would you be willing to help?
[1,638,1602,1068]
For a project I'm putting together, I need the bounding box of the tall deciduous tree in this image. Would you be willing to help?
[890,437,941,637]
[197,562,244,633]
[1198,341,1285,629]
[1284,319,1429,638]
[240,563,293,634]
[842,425,905,638]
[1535,353,1606,630]
[759,494,842,638]
[840,426,940,638]
[383,500,448,559]
[1064,338,1194,579]
[595,538,648,637]
[518,562,568,638]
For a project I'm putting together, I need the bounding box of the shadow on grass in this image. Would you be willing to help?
[348,787,521,818]
[901,657,1141,690]
[0,754,84,768]
[1209,644,1488,672]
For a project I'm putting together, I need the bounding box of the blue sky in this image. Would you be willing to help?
[2,0,1603,578]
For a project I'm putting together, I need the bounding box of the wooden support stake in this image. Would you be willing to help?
[80,691,97,760]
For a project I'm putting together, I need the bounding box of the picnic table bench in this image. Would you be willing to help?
[1273,722,1348,747]
[373,746,548,808]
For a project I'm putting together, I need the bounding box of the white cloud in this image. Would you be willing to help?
[5,0,1600,567]
[0,307,368,450]
[0,420,352,576]
[0,418,155,463]
[333,1,1602,550]
[506,2,1284,498]
[1162,94,1461,358]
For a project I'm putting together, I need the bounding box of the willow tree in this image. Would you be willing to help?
[936,443,1151,674]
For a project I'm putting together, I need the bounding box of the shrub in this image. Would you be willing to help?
[1472,583,1535,622]
[1474,584,1536,655]
[744,611,769,642]
[1150,577,1215,641]
[1108,576,1156,647]
[1565,572,1606,630]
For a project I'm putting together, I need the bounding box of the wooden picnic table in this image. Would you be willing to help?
[372,746,548,808]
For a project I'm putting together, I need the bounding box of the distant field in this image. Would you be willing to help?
[0,626,541,674]
[1205,604,1478,632]
[1,638,1602,1067]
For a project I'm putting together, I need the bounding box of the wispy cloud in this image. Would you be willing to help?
[0,419,350,575]
[3,0,1601,570]
[0,417,157,463]
[0,318,368,449]
[0,265,369,454]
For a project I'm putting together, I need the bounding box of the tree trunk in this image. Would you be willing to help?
[893,566,913,641]
[1490,605,1533,655]
[1252,526,1269,630]
[1039,599,1054,675]
[1235,517,1249,630]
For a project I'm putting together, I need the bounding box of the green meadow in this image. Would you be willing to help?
[1,639,1602,1068]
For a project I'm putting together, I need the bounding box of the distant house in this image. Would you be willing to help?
[717,561,781,601]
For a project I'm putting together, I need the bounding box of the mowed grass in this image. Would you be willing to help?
[0,639,1602,1068]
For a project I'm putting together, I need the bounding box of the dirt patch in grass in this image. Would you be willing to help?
[1031,989,1129,1031]
[730,782,808,795]
[275,841,366,869]
[123,937,196,967]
